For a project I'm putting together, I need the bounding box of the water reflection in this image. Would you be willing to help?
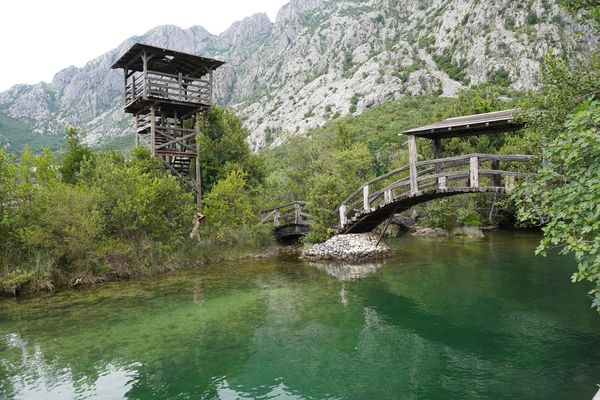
[3,333,140,400]
[309,262,383,282]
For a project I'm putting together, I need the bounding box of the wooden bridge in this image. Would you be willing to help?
[336,109,534,234]
[260,201,312,243]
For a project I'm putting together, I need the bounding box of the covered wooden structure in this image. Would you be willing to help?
[111,43,225,204]
[336,109,533,233]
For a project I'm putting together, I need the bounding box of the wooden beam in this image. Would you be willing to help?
[135,113,140,147]
[150,106,156,156]
[491,159,501,187]
[432,138,442,174]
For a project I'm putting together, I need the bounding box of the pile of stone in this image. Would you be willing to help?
[301,233,390,261]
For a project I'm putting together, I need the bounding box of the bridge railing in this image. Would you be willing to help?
[260,201,311,227]
[336,153,535,227]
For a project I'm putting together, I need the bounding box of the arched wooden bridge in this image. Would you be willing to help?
[336,109,534,234]
[335,153,532,233]
[260,201,312,244]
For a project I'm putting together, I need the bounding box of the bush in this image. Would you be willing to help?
[203,168,257,242]
[527,12,539,25]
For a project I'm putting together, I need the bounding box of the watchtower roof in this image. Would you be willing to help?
[111,43,225,75]
[401,109,522,139]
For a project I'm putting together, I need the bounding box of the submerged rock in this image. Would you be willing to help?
[411,226,447,237]
[451,226,485,238]
[301,233,390,261]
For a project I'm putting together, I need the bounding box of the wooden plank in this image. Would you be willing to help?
[408,135,419,195]
[479,170,529,177]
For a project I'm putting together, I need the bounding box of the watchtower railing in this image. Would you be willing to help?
[125,71,212,106]
[335,153,534,227]
[260,201,311,227]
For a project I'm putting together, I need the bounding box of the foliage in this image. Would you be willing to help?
[420,196,481,230]
[60,126,94,184]
[20,182,108,274]
[203,168,258,242]
[0,127,204,294]
[515,101,600,310]
[197,106,266,194]
[561,0,600,26]
[513,48,600,310]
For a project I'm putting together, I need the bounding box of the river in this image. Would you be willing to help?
[1,231,599,399]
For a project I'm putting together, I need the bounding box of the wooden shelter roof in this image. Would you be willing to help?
[111,43,225,75]
[401,109,522,139]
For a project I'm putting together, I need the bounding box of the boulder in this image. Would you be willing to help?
[411,226,447,237]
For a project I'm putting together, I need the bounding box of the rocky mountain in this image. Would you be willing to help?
[0,0,597,152]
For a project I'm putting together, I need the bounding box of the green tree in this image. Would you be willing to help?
[60,126,94,184]
[203,168,257,242]
[197,106,265,194]
[19,181,108,275]
[514,101,600,310]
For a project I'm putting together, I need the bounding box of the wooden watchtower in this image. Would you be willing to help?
[111,43,224,204]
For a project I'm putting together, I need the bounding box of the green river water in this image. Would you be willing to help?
[1,232,599,399]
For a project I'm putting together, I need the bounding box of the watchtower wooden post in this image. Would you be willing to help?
[111,43,224,206]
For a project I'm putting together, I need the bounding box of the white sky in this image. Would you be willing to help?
[0,0,289,91]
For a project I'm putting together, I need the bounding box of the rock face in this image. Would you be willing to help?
[302,233,390,261]
[0,0,597,151]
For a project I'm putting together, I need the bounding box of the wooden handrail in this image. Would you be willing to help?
[260,201,307,214]
[259,201,310,227]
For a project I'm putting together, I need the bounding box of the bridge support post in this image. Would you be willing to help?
[470,156,479,188]
[384,188,393,204]
[363,185,370,212]
[491,159,501,187]
[339,204,347,227]
[433,138,442,174]
[150,105,156,156]
[438,176,447,190]
[408,135,419,195]
[294,202,301,224]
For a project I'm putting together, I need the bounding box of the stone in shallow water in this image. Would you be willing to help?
[301,233,391,261]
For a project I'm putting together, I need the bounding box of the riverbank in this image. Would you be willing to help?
[0,238,286,298]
